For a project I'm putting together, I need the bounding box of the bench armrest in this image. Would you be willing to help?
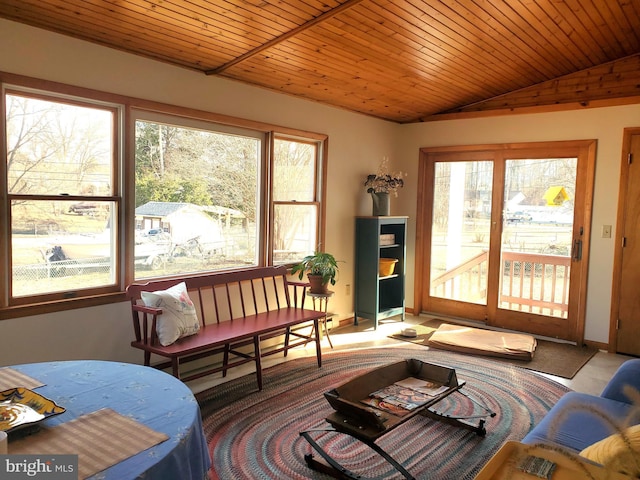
[132,304,163,315]
[131,303,162,345]
[601,359,640,404]
[286,280,311,308]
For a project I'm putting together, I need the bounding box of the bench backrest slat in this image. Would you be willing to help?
[238,282,248,317]
[253,277,265,314]
[126,266,296,333]
[272,276,281,310]
[225,282,235,320]
[195,286,206,328]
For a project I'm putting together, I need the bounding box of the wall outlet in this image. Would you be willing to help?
[345,284,351,295]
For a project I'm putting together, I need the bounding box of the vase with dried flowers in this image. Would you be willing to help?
[364,157,405,216]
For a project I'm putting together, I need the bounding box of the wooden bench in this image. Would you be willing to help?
[126,265,324,390]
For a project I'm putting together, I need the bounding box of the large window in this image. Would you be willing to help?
[132,113,263,278]
[6,90,120,303]
[1,77,326,315]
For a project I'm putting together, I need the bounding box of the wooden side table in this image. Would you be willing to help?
[307,291,334,348]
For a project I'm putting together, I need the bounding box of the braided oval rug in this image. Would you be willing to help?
[198,346,570,479]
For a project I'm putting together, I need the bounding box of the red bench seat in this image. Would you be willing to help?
[127,266,323,390]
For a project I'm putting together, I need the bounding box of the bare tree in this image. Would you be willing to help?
[6,95,61,197]
[7,94,111,200]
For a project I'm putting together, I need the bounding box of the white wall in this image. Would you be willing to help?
[395,106,640,344]
[0,19,636,366]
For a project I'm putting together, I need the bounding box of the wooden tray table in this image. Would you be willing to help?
[300,359,496,480]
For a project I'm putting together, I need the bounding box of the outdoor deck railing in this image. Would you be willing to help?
[430,251,489,302]
[431,250,570,318]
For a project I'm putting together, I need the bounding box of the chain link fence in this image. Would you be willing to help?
[14,258,111,281]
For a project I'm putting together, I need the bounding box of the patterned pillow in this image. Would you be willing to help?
[141,282,200,346]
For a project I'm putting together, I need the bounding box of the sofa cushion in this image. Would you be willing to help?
[521,391,640,453]
[579,424,640,477]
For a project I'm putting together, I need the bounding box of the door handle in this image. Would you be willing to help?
[572,239,583,261]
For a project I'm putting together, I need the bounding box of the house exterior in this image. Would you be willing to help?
[134,201,224,249]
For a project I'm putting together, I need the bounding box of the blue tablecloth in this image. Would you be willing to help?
[10,360,211,480]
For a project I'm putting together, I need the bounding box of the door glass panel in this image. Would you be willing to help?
[499,158,577,318]
[430,161,493,304]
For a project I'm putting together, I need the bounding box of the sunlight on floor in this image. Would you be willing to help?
[186,315,421,394]
[186,313,631,396]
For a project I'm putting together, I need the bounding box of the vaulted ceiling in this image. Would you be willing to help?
[1,0,639,123]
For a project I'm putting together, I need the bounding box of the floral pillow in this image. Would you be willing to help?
[141,282,200,346]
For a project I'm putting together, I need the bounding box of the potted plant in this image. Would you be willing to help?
[291,251,340,294]
[364,157,406,216]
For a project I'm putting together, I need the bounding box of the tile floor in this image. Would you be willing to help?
[187,314,634,396]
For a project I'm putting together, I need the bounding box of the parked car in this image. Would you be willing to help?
[505,211,532,223]
[68,202,100,216]
[134,229,172,269]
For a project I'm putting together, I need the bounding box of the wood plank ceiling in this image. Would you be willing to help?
[1,0,639,123]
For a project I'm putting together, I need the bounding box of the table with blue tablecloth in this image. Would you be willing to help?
[2,360,211,479]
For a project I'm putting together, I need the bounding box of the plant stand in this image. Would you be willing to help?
[307,290,334,348]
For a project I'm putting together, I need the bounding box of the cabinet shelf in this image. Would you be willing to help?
[354,216,407,329]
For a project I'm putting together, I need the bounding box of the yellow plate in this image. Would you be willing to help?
[0,387,65,433]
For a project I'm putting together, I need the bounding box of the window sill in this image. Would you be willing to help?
[0,292,127,320]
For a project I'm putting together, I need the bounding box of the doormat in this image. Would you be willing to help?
[389,319,598,379]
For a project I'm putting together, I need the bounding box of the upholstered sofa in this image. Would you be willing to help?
[522,358,640,476]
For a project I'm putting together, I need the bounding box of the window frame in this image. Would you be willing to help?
[3,85,124,306]
[269,134,325,265]
[129,109,269,279]
[0,71,327,319]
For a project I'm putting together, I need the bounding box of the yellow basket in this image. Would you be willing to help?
[379,258,398,277]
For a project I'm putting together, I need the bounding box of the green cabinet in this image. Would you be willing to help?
[354,216,407,329]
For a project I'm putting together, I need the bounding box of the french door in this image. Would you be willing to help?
[415,141,596,342]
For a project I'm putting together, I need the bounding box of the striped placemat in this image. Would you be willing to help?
[9,408,169,479]
[0,368,44,391]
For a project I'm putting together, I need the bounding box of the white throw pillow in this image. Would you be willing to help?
[141,282,200,346]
